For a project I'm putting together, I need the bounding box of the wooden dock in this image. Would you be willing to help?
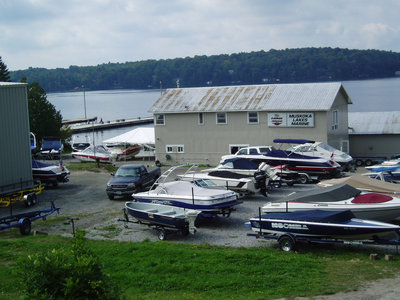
[67,117,154,133]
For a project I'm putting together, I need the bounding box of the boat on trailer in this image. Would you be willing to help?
[247,209,400,251]
[132,165,242,217]
[262,184,400,222]
[123,201,200,240]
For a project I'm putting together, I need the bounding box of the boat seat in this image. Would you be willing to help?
[174,214,185,218]
[162,210,177,215]
[145,209,158,213]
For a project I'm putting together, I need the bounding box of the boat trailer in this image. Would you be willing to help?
[247,232,400,253]
[0,201,60,235]
[0,182,44,208]
[119,209,195,241]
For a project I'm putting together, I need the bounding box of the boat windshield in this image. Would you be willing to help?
[317,142,337,152]
[194,179,218,188]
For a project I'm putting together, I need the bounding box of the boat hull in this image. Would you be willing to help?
[125,202,189,229]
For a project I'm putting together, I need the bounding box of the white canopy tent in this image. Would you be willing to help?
[103,127,155,145]
[104,127,155,159]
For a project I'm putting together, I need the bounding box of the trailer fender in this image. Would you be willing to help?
[19,218,32,235]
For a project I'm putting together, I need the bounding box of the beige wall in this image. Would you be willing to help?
[326,91,350,152]
[154,108,349,165]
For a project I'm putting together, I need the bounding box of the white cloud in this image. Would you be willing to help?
[1,0,399,71]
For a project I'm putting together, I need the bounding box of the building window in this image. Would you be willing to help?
[166,145,184,153]
[216,112,227,124]
[198,113,204,125]
[155,114,165,125]
[229,144,249,154]
[332,110,338,130]
[248,112,259,124]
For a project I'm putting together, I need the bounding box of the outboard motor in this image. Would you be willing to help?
[254,170,268,197]
[185,210,201,234]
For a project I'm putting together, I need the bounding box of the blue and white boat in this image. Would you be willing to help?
[132,165,241,216]
[222,139,341,180]
[365,158,400,172]
[249,209,400,240]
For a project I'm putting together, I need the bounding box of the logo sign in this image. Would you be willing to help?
[268,112,314,127]
[271,222,309,230]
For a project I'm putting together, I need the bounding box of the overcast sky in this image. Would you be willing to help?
[1,0,399,71]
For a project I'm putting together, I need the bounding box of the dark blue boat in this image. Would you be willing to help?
[249,209,400,240]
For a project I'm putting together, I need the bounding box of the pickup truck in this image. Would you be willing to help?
[106,164,161,200]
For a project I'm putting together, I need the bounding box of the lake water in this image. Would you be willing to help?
[47,77,400,144]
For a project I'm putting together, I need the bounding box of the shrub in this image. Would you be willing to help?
[17,230,118,299]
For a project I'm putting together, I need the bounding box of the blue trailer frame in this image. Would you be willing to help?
[0,201,60,235]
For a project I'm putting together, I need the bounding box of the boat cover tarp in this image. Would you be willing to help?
[283,184,361,203]
[220,157,259,170]
[273,139,315,144]
[41,137,62,151]
[318,175,400,195]
[208,170,253,179]
[265,149,318,160]
[262,209,355,223]
[32,159,55,168]
[103,127,154,145]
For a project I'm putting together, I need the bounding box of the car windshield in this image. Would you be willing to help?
[116,168,139,177]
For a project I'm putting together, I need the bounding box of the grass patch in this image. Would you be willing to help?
[95,224,123,238]
[65,162,118,173]
[1,234,400,299]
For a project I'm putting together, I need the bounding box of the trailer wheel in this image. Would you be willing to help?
[365,159,372,166]
[31,194,37,205]
[355,159,363,167]
[25,195,32,207]
[19,218,32,235]
[279,235,295,252]
[157,228,166,240]
[182,227,190,236]
[299,174,308,184]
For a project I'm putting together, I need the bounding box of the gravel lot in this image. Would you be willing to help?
[2,160,400,299]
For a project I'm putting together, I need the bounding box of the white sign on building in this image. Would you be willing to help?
[268,112,314,127]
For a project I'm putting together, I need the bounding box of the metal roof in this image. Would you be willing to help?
[149,82,351,113]
[349,111,400,134]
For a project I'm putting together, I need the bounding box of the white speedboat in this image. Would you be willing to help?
[71,145,112,163]
[178,164,269,196]
[132,165,242,216]
[286,140,353,170]
[262,184,400,222]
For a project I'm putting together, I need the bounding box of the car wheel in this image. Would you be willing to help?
[108,194,114,200]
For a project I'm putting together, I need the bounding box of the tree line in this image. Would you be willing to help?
[10,47,400,93]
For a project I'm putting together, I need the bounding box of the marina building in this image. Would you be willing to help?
[149,82,352,165]
[349,111,400,159]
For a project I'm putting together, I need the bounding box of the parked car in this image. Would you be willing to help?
[233,146,275,155]
[106,164,161,200]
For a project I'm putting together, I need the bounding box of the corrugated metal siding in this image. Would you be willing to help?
[349,112,400,134]
[149,82,350,113]
[0,82,33,193]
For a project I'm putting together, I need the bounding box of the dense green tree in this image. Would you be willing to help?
[9,48,400,93]
[21,77,67,144]
[0,56,11,82]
